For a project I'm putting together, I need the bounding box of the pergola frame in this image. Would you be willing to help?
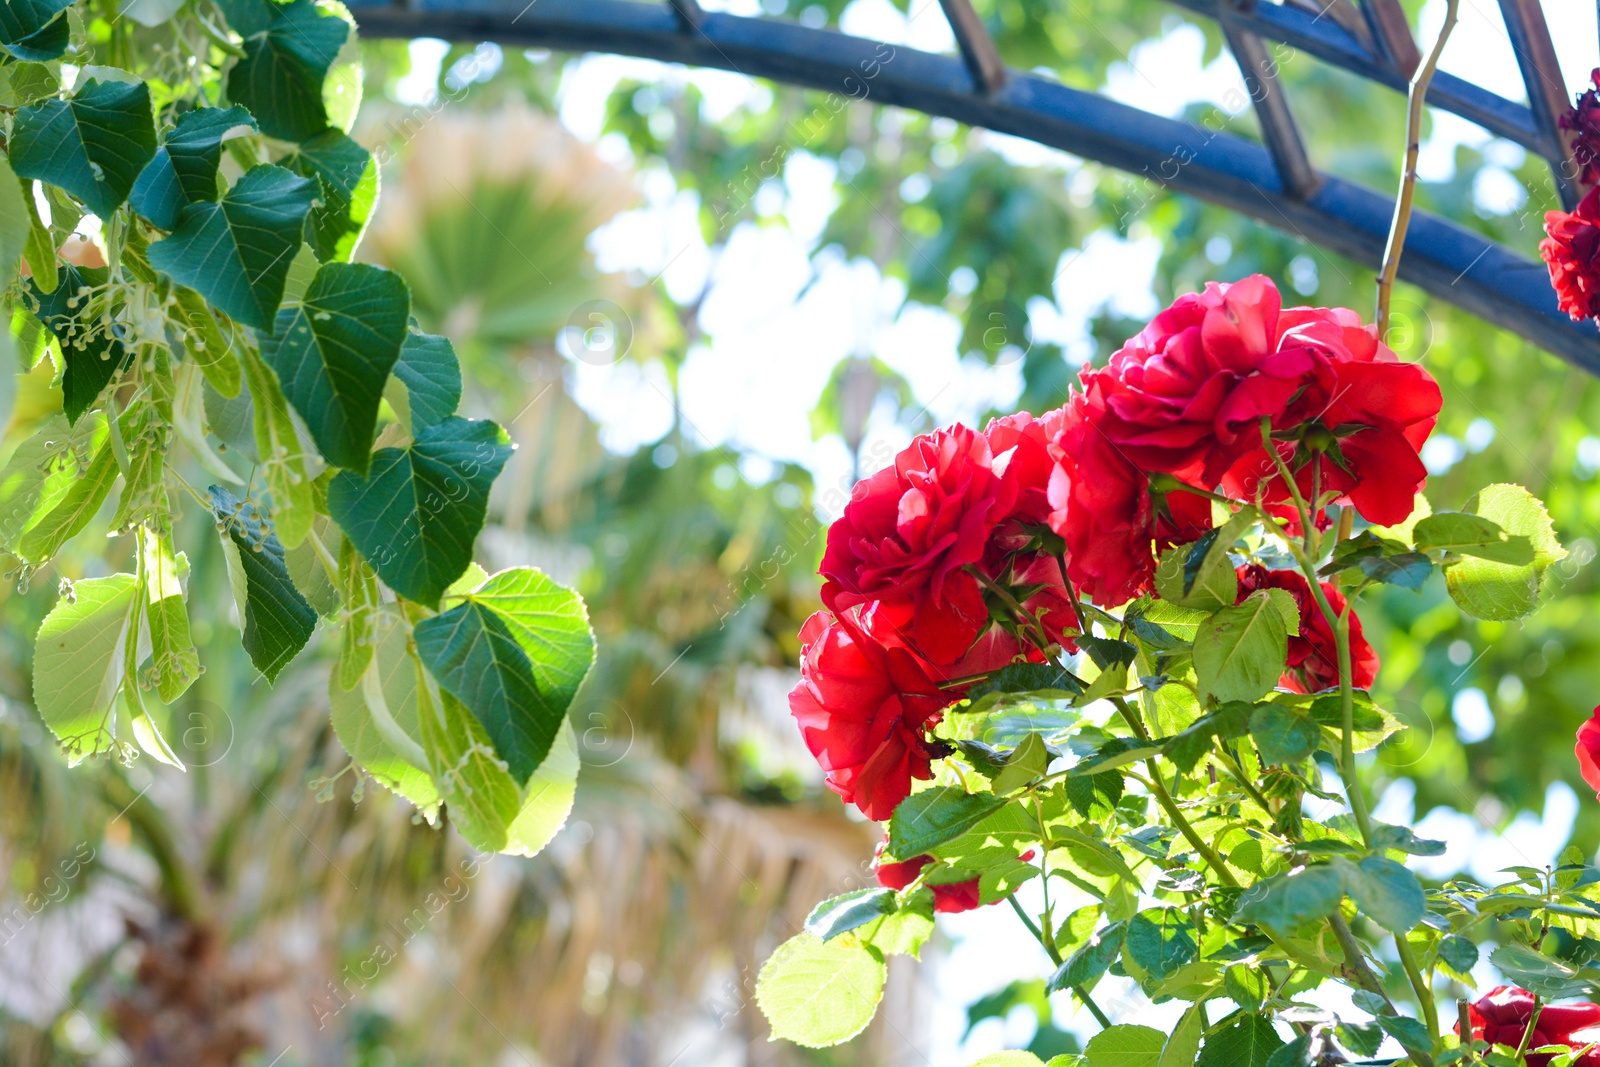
[344,0,1600,372]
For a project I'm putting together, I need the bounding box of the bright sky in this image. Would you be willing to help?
[398,2,1596,1060]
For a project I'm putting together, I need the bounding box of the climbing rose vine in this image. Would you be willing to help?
[757,276,1590,1067]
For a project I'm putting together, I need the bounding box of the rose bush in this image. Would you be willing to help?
[762,275,1588,1066]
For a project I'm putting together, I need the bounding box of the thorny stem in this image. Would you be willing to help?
[969,565,1054,653]
[1375,0,1461,336]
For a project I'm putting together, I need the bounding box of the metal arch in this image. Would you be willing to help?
[343,0,1600,374]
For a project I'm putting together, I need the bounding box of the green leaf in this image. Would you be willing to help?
[1154,513,1248,611]
[967,1055,1047,1067]
[327,416,512,606]
[1344,855,1425,934]
[1370,821,1447,856]
[329,609,435,808]
[756,932,886,1048]
[1414,511,1536,564]
[855,894,935,958]
[225,0,350,142]
[1124,908,1198,980]
[1224,965,1266,1013]
[260,261,409,472]
[171,285,242,397]
[1085,1024,1166,1067]
[1439,934,1479,975]
[33,573,136,763]
[1196,1014,1284,1067]
[111,401,169,534]
[138,528,199,704]
[1489,943,1591,998]
[888,787,1010,858]
[129,106,257,230]
[1264,1033,1312,1067]
[413,597,563,785]
[0,159,29,291]
[1234,863,1346,932]
[283,127,376,261]
[20,173,55,292]
[147,164,317,330]
[1194,591,1289,706]
[993,731,1052,793]
[1357,550,1434,589]
[240,345,316,547]
[30,264,132,423]
[1161,1007,1206,1067]
[335,535,379,690]
[501,716,581,857]
[414,666,520,852]
[966,661,1083,708]
[458,566,596,710]
[10,79,156,217]
[1373,1014,1433,1054]
[390,328,462,431]
[929,799,1036,868]
[1337,1023,1384,1058]
[1047,921,1126,993]
[0,414,101,550]
[209,485,317,682]
[1163,702,1252,772]
[806,889,898,941]
[1444,484,1565,621]
[1248,703,1320,765]
[0,0,70,60]
[15,420,119,564]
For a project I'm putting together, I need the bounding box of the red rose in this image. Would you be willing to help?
[1046,389,1211,607]
[789,608,955,820]
[1461,986,1600,1067]
[1088,275,1331,486]
[1577,707,1600,799]
[984,407,1068,533]
[1561,69,1600,189]
[1543,186,1600,324]
[1221,307,1440,527]
[820,424,1017,663]
[1236,564,1378,692]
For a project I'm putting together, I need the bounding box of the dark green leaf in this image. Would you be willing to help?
[1196,1014,1284,1067]
[1336,1023,1384,1058]
[147,164,317,330]
[1194,592,1289,706]
[1124,908,1198,980]
[260,261,410,472]
[1358,551,1434,589]
[1070,736,1162,776]
[1086,1025,1164,1067]
[208,485,316,682]
[28,264,132,423]
[1047,921,1126,993]
[129,106,257,230]
[1263,1033,1312,1067]
[805,889,898,941]
[326,416,512,606]
[1064,771,1124,817]
[10,79,156,217]
[391,328,462,430]
[1248,703,1320,765]
[1490,943,1591,998]
[888,787,1009,858]
[1079,635,1137,670]
[413,599,555,785]
[225,0,349,142]
[0,0,70,60]
[283,128,376,261]
[1223,965,1265,1014]
[967,662,1082,705]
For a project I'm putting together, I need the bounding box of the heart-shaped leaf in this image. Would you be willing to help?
[326,416,512,606]
[391,328,462,430]
[282,128,376,261]
[223,0,349,141]
[209,485,317,682]
[0,0,71,60]
[260,261,409,473]
[29,264,133,423]
[147,164,316,330]
[11,79,157,217]
[130,105,257,230]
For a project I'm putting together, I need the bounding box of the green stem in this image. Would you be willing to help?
[1513,998,1543,1065]
[1211,738,1274,813]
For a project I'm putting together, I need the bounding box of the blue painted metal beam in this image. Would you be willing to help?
[343,0,1600,374]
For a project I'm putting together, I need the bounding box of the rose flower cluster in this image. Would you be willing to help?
[1541,70,1600,325]
[788,276,1441,906]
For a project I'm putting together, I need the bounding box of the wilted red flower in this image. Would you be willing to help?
[788,608,955,821]
[1221,306,1440,527]
[1562,69,1600,189]
[1577,707,1600,799]
[1460,986,1600,1067]
[1236,564,1378,692]
[1086,275,1332,486]
[1045,389,1211,607]
[820,424,1017,663]
[1543,187,1600,324]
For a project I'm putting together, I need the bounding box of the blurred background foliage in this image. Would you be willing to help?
[1,0,1597,1063]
